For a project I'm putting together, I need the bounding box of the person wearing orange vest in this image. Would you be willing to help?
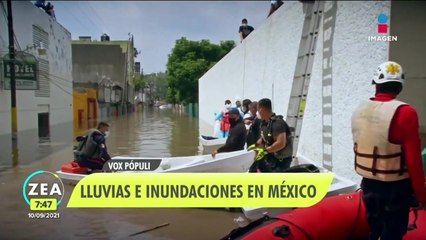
[351,61,426,240]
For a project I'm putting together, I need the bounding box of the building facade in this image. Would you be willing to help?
[72,35,136,135]
[0,1,73,166]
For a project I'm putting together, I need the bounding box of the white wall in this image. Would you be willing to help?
[301,1,391,180]
[0,1,73,135]
[199,1,391,182]
[199,2,304,136]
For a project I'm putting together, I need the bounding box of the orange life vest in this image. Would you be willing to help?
[220,110,231,132]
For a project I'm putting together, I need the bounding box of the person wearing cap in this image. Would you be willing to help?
[74,122,112,170]
[351,61,426,240]
[212,108,247,157]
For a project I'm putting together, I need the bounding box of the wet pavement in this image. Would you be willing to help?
[0,108,244,240]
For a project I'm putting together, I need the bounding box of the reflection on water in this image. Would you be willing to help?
[0,107,242,240]
[105,107,199,157]
[169,110,201,157]
[0,121,74,172]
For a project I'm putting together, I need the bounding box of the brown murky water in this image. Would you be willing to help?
[0,108,243,240]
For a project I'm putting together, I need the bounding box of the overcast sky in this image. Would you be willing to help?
[53,1,270,74]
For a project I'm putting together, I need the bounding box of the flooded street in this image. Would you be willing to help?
[0,108,242,240]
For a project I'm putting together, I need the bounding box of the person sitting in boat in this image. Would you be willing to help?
[351,61,426,240]
[251,98,293,172]
[74,122,112,171]
[211,108,247,157]
[215,99,232,138]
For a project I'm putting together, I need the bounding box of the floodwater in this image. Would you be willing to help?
[0,108,244,240]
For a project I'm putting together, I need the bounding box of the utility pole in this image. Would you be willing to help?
[7,0,19,165]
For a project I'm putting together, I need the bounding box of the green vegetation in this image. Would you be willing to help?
[143,72,167,101]
[165,37,235,104]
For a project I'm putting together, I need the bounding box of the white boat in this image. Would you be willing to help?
[240,155,359,220]
[56,150,256,183]
[199,135,227,154]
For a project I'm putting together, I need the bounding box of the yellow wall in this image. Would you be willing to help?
[73,88,98,138]
[87,88,97,99]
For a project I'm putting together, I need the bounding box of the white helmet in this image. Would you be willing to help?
[372,61,405,84]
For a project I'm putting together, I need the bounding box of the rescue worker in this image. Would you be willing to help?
[212,108,247,157]
[74,122,112,170]
[351,61,426,240]
[252,98,293,172]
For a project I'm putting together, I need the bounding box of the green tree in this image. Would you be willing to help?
[166,37,235,104]
[143,72,167,101]
[154,72,167,100]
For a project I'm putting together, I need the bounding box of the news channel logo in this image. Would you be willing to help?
[23,170,65,211]
[377,13,389,34]
[368,13,397,42]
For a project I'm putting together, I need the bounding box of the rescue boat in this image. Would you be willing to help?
[56,149,255,183]
[241,155,358,220]
[199,135,227,154]
[222,191,426,240]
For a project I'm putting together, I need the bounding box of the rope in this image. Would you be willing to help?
[242,41,246,98]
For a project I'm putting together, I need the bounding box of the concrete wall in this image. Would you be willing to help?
[72,42,136,121]
[389,1,426,149]
[199,1,392,182]
[0,1,73,166]
[72,44,125,88]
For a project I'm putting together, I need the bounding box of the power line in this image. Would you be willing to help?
[37,71,73,93]
[39,72,72,89]
[0,1,21,51]
[60,4,93,34]
[75,4,104,36]
[39,71,104,102]
[87,2,108,34]
[50,78,73,96]
[44,75,87,102]
[40,70,73,85]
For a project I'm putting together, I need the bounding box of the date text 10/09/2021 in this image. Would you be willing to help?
[28,212,60,219]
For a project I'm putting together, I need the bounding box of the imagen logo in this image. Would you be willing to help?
[368,13,397,42]
[377,13,388,34]
[23,170,64,212]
